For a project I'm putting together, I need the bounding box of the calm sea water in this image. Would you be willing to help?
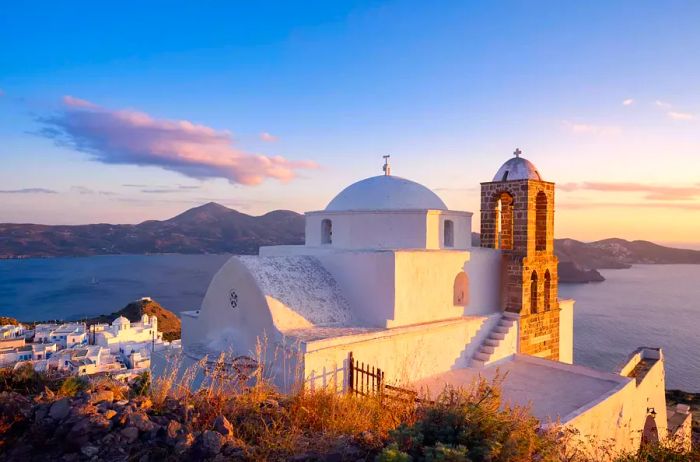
[0,256,698,390]
[560,264,700,391]
[0,254,231,321]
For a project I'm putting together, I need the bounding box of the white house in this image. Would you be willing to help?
[94,314,165,354]
[34,323,87,348]
[0,324,26,339]
[178,153,686,453]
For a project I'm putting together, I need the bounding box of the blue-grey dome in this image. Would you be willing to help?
[326,175,447,211]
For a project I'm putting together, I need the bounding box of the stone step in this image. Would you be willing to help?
[498,318,515,327]
[470,358,485,368]
[474,351,491,361]
[494,326,509,334]
[485,338,500,347]
[489,332,505,341]
[480,345,495,354]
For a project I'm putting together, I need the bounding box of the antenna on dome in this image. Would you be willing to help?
[382,155,391,176]
[514,148,522,158]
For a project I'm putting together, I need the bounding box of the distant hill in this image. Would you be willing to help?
[87,298,181,341]
[2,203,698,284]
[0,202,304,258]
[471,233,700,283]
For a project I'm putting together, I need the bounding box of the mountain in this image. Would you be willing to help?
[471,233,700,283]
[1,203,698,284]
[0,202,305,258]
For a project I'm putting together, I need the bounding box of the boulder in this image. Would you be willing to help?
[197,430,225,457]
[49,398,71,421]
[120,426,139,444]
[213,415,234,438]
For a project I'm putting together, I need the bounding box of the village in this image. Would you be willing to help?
[0,297,179,381]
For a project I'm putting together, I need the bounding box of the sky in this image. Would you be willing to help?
[1,1,699,247]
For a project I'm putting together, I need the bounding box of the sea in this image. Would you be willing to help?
[0,255,698,391]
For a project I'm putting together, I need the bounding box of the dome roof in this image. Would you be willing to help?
[113,316,130,325]
[325,175,447,211]
[493,155,542,181]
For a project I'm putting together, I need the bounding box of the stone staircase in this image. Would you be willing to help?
[470,315,517,368]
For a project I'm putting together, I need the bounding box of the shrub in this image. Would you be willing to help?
[59,376,88,397]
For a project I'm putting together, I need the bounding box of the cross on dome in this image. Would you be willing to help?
[514,148,522,158]
[382,155,391,176]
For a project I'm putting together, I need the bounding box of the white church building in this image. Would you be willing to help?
[180,152,688,453]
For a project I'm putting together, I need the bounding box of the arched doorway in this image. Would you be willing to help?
[453,272,469,306]
[642,414,659,446]
[321,219,332,245]
[530,271,539,314]
[495,192,514,250]
[444,220,454,248]
[535,191,548,251]
[544,270,551,311]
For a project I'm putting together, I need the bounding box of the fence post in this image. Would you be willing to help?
[377,367,384,402]
[347,351,354,395]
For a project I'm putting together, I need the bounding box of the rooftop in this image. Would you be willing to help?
[325,175,447,212]
[414,355,627,423]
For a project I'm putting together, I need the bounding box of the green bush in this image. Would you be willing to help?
[59,376,89,397]
[131,370,151,397]
[377,443,413,462]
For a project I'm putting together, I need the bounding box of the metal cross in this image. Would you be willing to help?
[382,155,391,176]
[514,148,522,158]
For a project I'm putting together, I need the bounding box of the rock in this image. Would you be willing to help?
[121,426,139,444]
[67,414,112,446]
[197,430,225,457]
[128,411,157,433]
[104,409,117,419]
[49,398,71,421]
[166,419,182,443]
[89,389,114,404]
[34,403,50,421]
[81,445,99,457]
[174,433,194,455]
[213,415,234,438]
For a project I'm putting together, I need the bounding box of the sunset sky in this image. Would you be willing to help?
[1,1,699,247]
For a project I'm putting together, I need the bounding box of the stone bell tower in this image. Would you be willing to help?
[480,149,559,360]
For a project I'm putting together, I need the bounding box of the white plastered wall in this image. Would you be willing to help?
[302,315,496,390]
[463,247,502,315]
[559,299,575,364]
[563,349,668,456]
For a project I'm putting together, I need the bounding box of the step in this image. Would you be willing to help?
[498,319,515,328]
[474,351,491,361]
[480,345,495,354]
[485,338,500,347]
[494,326,509,334]
[489,332,506,341]
[470,358,485,368]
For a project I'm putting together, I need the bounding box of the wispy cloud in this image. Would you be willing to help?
[562,121,622,135]
[559,201,700,211]
[259,132,278,142]
[70,186,116,196]
[622,98,635,106]
[0,188,57,194]
[560,182,700,200]
[38,97,319,185]
[653,100,696,121]
[667,111,695,121]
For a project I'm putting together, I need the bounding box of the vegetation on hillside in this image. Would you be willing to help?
[0,356,696,461]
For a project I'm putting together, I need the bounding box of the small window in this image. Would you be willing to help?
[444,220,454,248]
[321,219,333,245]
[453,272,469,306]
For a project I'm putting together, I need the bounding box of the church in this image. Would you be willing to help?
[179,151,689,452]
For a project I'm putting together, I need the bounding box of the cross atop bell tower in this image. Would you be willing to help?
[382,155,391,176]
[480,150,560,360]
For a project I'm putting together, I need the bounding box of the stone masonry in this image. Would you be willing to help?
[480,179,560,360]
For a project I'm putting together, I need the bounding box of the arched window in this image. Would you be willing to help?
[321,219,332,245]
[544,270,551,311]
[496,192,514,250]
[530,271,539,314]
[444,220,454,248]
[535,191,548,251]
[453,272,469,306]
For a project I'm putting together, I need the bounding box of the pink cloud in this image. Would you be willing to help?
[259,132,278,142]
[39,97,318,185]
[559,181,700,200]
